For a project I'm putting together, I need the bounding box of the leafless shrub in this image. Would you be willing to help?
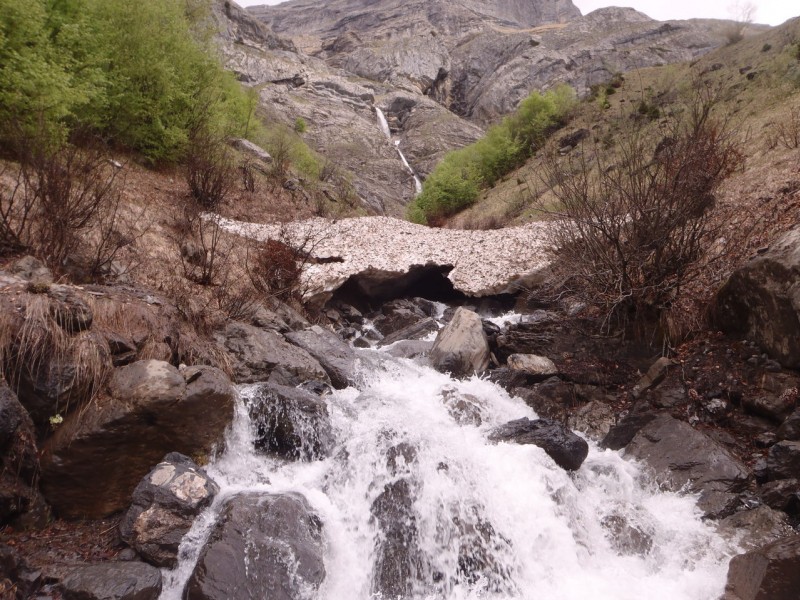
[538,90,743,335]
[767,106,800,150]
[247,238,303,303]
[186,131,236,210]
[174,199,230,286]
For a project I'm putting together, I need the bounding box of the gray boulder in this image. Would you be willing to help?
[247,383,334,460]
[715,227,800,368]
[120,453,219,568]
[506,354,558,378]
[724,534,800,600]
[184,493,325,600]
[767,441,800,481]
[285,325,357,389]
[568,400,615,441]
[718,506,794,551]
[40,361,235,518]
[777,408,800,440]
[215,321,329,385]
[488,418,588,471]
[624,414,750,517]
[378,317,438,347]
[430,308,490,378]
[60,562,161,600]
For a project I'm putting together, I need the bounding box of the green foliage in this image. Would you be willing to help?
[0,0,254,163]
[408,85,575,224]
[294,117,307,133]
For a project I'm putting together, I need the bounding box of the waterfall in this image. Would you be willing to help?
[159,329,735,600]
[375,106,423,195]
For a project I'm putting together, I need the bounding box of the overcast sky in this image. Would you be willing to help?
[235,0,798,26]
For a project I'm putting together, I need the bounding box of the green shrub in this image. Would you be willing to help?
[408,85,575,224]
[294,117,307,133]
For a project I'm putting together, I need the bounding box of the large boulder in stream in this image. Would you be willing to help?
[184,493,325,600]
[214,321,329,385]
[430,308,490,378]
[624,414,750,518]
[247,382,334,460]
[40,361,235,518]
[120,453,219,568]
[723,534,800,600]
[488,418,589,471]
[715,227,800,369]
[285,325,358,389]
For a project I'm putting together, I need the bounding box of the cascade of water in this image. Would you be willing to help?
[160,339,736,600]
[375,107,423,195]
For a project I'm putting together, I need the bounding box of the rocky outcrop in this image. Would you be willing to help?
[430,307,490,377]
[40,361,235,518]
[624,414,750,517]
[724,534,800,600]
[120,453,219,568]
[185,493,325,600]
[716,227,800,368]
[488,417,588,471]
[285,325,358,389]
[247,383,334,460]
[214,321,329,385]
[59,562,162,600]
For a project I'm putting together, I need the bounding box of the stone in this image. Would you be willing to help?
[60,562,161,600]
[430,308,490,378]
[631,357,674,398]
[744,393,797,423]
[285,325,357,389]
[777,408,800,440]
[247,383,334,460]
[760,479,800,515]
[0,543,40,599]
[47,285,93,333]
[40,361,235,518]
[229,138,273,163]
[488,418,589,471]
[373,299,429,336]
[715,227,800,369]
[624,414,750,517]
[120,453,219,568]
[377,317,438,347]
[185,493,325,600]
[0,382,40,526]
[724,534,800,600]
[718,506,794,551]
[506,354,558,378]
[511,377,577,420]
[10,256,52,284]
[767,441,800,481]
[214,321,329,385]
[568,400,615,441]
[600,514,653,556]
[441,387,483,426]
[384,339,434,359]
[600,409,657,451]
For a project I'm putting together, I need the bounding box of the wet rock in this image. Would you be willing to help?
[185,493,325,600]
[601,514,653,556]
[0,382,40,526]
[120,453,219,568]
[386,442,417,475]
[373,299,429,336]
[718,506,794,551]
[506,354,558,379]
[370,479,424,598]
[511,377,576,420]
[568,400,615,441]
[767,441,800,481]
[41,361,235,518]
[60,561,161,600]
[488,418,588,471]
[384,339,433,359]
[47,285,93,333]
[285,325,357,389]
[0,543,40,599]
[760,479,800,516]
[441,387,483,426]
[430,308,490,378]
[214,321,329,385]
[624,414,750,517]
[247,383,334,460]
[600,409,657,451]
[378,317,438,347]
[715,226,800,369]
[453,510,513,592]
[105,333,138,367]
[724,534,800,600]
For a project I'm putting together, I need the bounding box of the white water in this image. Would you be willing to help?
[375,107,424,195]
[160,345,735,600]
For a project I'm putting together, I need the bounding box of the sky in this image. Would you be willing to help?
[235,0,799,26]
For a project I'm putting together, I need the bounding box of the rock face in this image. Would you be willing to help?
[430,307,490,377]
[716,227,800,368]
[214,322,329,385]
[40,361,235,518]
[488,417,588,471]
[285,325,358,389]
[60,562,162,600]
[120,453,219,568]
[724,534,800,600]
[624,414,750,517]
[185,493,325,600]
[247,383,334,460]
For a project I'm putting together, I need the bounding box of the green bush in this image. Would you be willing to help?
[294,117,307,133]
[408,85,575,224]
[0,0,254,163]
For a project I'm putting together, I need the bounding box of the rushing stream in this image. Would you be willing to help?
[160,322,736,600]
